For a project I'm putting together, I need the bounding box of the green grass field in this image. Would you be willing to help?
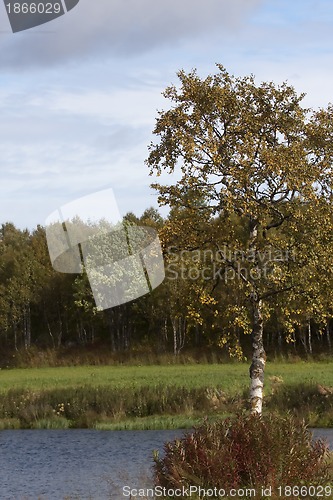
[0,360,332,429]
[0,360,332,393]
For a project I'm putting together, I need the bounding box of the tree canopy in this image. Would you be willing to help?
[147,64,333,413]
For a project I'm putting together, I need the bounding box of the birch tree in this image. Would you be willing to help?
[147,65,333,414]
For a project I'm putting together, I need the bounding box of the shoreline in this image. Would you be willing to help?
[0,413,333,431]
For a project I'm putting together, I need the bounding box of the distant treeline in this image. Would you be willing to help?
[0,206,331,358]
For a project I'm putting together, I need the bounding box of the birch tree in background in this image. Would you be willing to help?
[147,65,333,414]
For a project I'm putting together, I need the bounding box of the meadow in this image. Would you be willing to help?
[0,360,332,429]
[1,360,333,392]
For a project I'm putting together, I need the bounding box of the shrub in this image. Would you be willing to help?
[153,413,332,499]
[267,383,333,426]
[0,384,229,428]
[267,382,333,413]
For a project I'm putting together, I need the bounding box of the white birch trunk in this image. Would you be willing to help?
[248,218,266,415]
[249,298,266,415]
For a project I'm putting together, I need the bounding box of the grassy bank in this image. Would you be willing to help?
[1,360,333,391]
[0,361,332,429]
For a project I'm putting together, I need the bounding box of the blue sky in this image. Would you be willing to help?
[0,0,332,229]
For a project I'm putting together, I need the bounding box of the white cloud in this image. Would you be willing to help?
[47,87,165,126]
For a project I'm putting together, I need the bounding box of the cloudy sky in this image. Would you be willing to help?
[0,0,332,229]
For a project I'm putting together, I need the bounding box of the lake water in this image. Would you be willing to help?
[0,428,332,499]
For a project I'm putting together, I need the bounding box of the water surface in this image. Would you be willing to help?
[0,429,184,499]
[0,427,331,499]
